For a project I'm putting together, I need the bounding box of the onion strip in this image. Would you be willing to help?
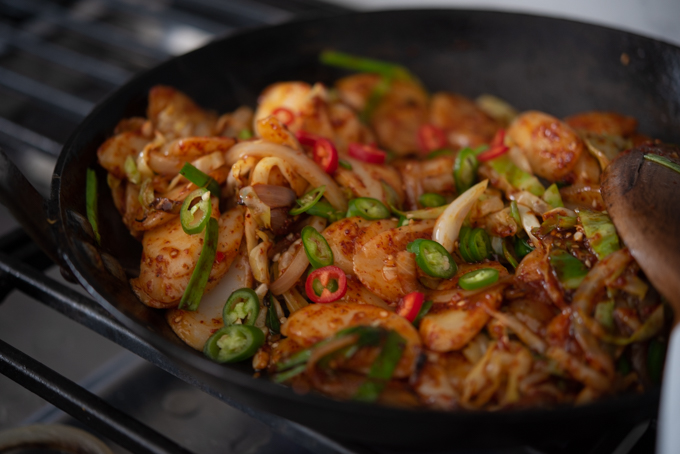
[432,179,488,253]
[225,140,348,211]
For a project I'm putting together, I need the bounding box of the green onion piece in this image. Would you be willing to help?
[238,129,253,140]
[347,197,390,220]
[488,155,545,196]
[320,50,413,81]
[203,324,265,363]
[381,180,401,211]
[648,338,666,384]
[301,225,334,269]
[548,248,589,290]
[397,216,410,227]
[454,147,479,194]
[412,299,433,326]
[223,288,260,326]
[361,76,392,123]
[338,159,353,170]
[85,168,101,245]
[427,149,454,159]
[389,203,448,220]
[179,162,220,198]
[273,364,307,383]
[644,153,680,175]
[290,186,326,216]
[594,300,615,330]
[124,156,141,184]
[458,268,499,290]
[579,210,620,260]
[265,293,281,335]
[543,183,564,208]
[418,192,447,208]
[502,238,519,269]
[180,187,212,235]
[137,178,155,209]
[179,217,218,311]
[354,330,406,402]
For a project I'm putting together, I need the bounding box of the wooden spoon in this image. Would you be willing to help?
[601,143,680,454]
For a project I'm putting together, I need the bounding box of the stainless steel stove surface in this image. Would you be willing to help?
[0,1,662,453]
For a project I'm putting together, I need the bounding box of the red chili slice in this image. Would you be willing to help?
[214,251,226,264]
[305,266,347,304]
[348,142,386,164]
[417,124,446,154]
[272,107,295,126]
[295,130,322,147]
[313,138,339,174]
[396,291,425,322]
[477,129,509,162]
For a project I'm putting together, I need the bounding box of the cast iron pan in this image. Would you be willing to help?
[4,9,680,451]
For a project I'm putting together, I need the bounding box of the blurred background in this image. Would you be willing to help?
[0,1,677,453]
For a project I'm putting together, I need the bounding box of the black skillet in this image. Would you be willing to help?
[3,9,680,451]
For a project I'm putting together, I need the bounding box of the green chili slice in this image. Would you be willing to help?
[301,225,334,269]
[468,228,491,262]
[457,226,475,263]
[223,288,260,326]
[548,248,589,290]
[290,186,326,216]
[454,147,479,194]
[458,268,499,290]
[306,201,345,223]
[179,217,219,311]
[347,197,390,220]
[354,330,406,402]
[85,168,101,245]
[418,192,447,208]
[408,239,457,279]
[179,162,220,198]
[180,187,212,235]
[203,324,265,363]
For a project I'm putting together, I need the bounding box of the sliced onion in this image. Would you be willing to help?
[249,240,271,284]
[433,179,488,253]
[281,287,309,313]
[269,216,326,295]
[225,140,348,211]
[250,157,308,196]
[252,184,296,208]
[507,146,533,174]
[516,204,542,250]
[484,307,547,354]
[511,191,551,215]
[240,186,271,228]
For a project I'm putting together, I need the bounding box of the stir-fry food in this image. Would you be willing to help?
[94,52,670,410]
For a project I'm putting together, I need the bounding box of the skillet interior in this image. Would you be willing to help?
[50,9,679,450]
